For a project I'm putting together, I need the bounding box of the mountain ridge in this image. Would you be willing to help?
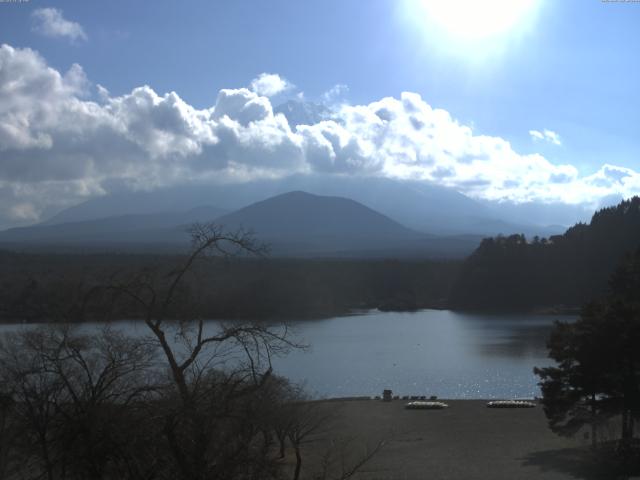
[38,176,568,237]
[0,190,481,258]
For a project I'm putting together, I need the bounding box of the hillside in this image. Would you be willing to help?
[449,196,640,311]
[39,176,566,237]
[216,191,417,236]
[0,206,226,248]
[0,191,481,258]
[213,191,485,257]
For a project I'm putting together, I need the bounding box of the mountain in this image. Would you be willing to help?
[0,191,482,258]
[43,188,236,225]
[272,176,566,237]
[212,191,425,255]
[216,191,417,238]
[449,196,640,311]
[480,200,593,230]
[40,176,568,238]
[0,206,226,248]
[198,191,485,258]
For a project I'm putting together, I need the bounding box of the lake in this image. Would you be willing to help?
[0,309,572,399]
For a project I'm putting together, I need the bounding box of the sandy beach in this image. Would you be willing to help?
[294,399,617,480]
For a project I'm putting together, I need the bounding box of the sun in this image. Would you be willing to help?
[417,0,539,40]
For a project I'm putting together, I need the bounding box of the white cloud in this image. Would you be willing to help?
[249,73,293,97]
[544,129,561,145]
[0,43,638,228]
[529,130,544,141]
[529,128,561,145]
[31,8,87,42]
[321,84,349,104]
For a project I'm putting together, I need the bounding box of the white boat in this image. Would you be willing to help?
[405,401,448,410]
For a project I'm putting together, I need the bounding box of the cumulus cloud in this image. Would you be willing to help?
[529,128,561,145]
[31,8,87,42]
[250,73,293,97]
[0,43,639,228]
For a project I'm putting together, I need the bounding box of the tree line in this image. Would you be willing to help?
[0,250,459,323]
[450,196,640,311]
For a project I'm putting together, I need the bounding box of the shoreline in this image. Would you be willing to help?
[0,305,579,325]
[316,396,539,402]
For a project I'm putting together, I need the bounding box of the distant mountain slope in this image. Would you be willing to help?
[212,191,434,255]
[0,206,225,245]
[208,191,484,257]
[274,176,492,234]
[215,191,421,239]
[42,176,567,237]
[43,189,234,225]
[0,191,482,258]
[449,196,640,311]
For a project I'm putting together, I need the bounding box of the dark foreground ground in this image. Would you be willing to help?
[293,399,626,480]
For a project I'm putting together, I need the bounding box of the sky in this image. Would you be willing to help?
[0,0,639,228]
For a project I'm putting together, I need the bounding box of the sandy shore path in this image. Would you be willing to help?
[300,399,600,480]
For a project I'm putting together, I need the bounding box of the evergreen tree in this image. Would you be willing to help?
[535,248,640,451]
[451,196,640,311]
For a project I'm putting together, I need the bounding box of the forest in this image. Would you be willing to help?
[449,197,640,311]
[0,249,459,323]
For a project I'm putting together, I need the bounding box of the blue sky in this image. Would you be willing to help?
[0,0,639,227]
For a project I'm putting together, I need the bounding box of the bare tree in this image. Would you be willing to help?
[287,400,332,480]
[0,223,384,480]
[0,325,159,480]
[0,381,16,479]
[0,327,68,480]
[102,223,300,480]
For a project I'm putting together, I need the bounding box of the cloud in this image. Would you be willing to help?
[529,130,544,141]
[321,84,349,104]
[529,128,561,145]
[31,8,87,42]
[250,73,293,97]
[0,43,639,228]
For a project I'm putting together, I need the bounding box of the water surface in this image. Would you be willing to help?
[0,309,572,399]
[271,309,572,399]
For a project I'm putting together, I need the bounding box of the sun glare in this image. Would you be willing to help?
[418,0,539,40]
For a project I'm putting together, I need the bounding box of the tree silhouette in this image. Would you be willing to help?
[535,248,640,455]
[452,196,640,311]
